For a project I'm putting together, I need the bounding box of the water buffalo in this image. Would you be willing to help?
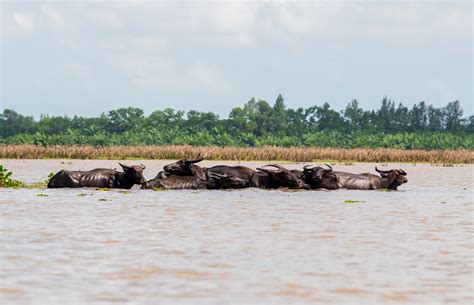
[303,165,408,190]
[250,164,305,189]
[47,163,148,189]
[372,167,408,190]
[142,172,247,190]
[205,165,255,187]
[162,154,206,180]
[303,164,339,189]
[332,166,408,190]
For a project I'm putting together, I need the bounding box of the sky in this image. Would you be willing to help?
[1,0,472,118]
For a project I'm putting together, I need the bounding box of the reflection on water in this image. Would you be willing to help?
[1,160,473,305]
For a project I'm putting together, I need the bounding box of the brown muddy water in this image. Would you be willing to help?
[0,159,473,305]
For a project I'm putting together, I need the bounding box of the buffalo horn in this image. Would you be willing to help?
[375,166,391,174]
[140,164,146,170]
[119,162,132,170]
[324,164,333,172]
[256,167,274,174]
[399,169,407,175]
[186,153,206,164]
[262,164,286,172]
[303,165,317,171]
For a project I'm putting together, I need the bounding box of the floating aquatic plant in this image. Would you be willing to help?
[152,187,169,191]
[44,172,55,187]
[78,193,93,197]
[344,200,366,204]
[0,165,24,188]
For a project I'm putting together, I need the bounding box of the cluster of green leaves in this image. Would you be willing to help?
[0,165,24,187]
[44,172,55,186]
[1,96,472,149]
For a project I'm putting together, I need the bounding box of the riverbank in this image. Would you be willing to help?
[0,145,472,164]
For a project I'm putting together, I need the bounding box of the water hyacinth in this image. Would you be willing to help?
[0,164,24,187]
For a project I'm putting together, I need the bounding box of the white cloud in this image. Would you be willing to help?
[13,12,35,31]
[1,0,471,113]
[213,2,257,32]
[1,11,36,36]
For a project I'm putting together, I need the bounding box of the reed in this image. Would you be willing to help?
[0,145,472,164]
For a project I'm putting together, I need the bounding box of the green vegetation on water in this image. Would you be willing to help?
[1,96,472,149]
[44,172,55,186]
[344,200,367,204]
[0,165,24,187]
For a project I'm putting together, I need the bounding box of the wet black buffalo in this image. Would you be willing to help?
[162,154,206,180]
[205,165,255,187]
[142,172,247,190]
[304,164,408,190]
[47,163,148,189]
[250,164,305,189]
[302,164,338,189]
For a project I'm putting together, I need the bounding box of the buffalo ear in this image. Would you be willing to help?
[119,163,132,171]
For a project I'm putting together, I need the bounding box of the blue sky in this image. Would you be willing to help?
[1,0,472,118]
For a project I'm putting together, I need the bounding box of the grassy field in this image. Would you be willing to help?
[0,145,472,164]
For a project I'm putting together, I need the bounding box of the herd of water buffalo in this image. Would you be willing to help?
[47,155,408,191]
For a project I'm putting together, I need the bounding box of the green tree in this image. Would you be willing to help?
[444,101,463,132]
[427,105,444,131]
[409,101,428,131]
[271,94,288,135]
[375,97,396,132]
[343,99,364,131]
[107,107,144,133]
[0,109,37,137]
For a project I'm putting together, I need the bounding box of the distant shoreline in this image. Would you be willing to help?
[0,145,472,164]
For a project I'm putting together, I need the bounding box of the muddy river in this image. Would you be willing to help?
[0,160,473,305]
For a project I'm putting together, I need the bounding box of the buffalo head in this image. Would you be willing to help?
[256,164,304,188]
[303,163,333,179]
[163,154,206,179]
[119,163,148,186]
[375,167,408,189]
[303,164,334,188]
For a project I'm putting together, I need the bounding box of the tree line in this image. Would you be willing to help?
[1,95,472,149]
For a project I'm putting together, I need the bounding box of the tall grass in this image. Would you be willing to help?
[0,145,472,164]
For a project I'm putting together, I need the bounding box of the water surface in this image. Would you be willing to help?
[1,160,473,305]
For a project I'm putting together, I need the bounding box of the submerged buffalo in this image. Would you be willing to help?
[142,172,247,190]
[250,164,305,189]
[47,163,147,189]
[303,164,408,190]
[303,164,338,189]
[205,165,255,187]
[162,154,206,180]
